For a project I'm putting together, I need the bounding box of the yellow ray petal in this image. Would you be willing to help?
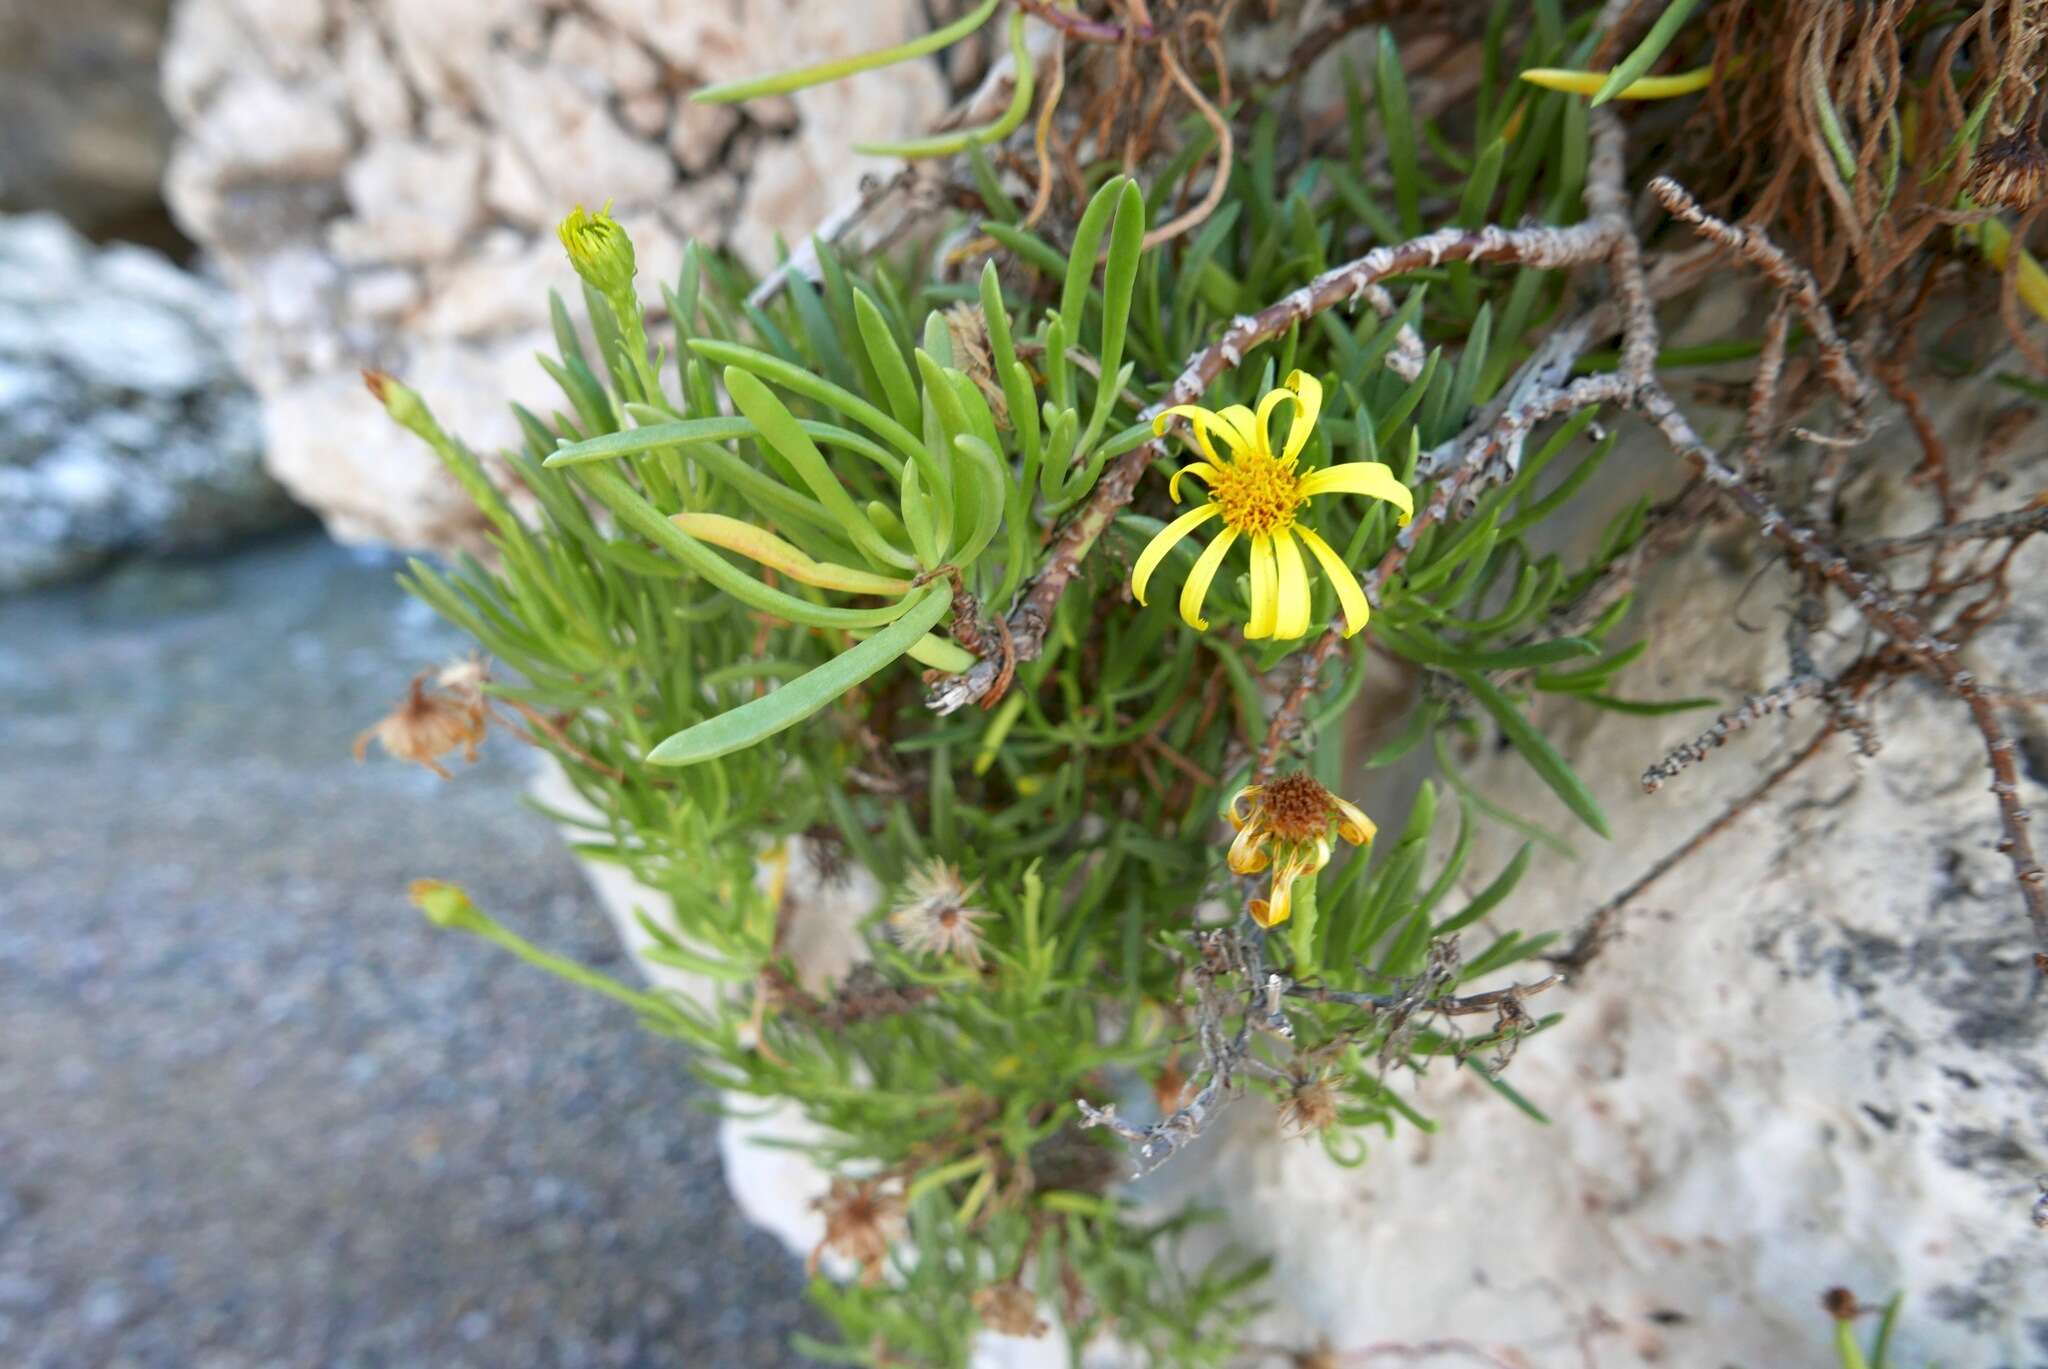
[1169,461,1222,503]
[1227,821,1270,874]
[1179,525,1240,631]
[1245,533,1278,639]
[1298,461,1414,524]
[1152,406,1233,461]
[1213,404,1263,456]
[1293,523,1372,638]
[1254,384,1300,458]
[1227,784,1262,830]
[1278,370,1324,464]
[1131,503,1222,606]
[1252,863,1300,927]
[1272,529,1313,639]
[1331,794,1377,846]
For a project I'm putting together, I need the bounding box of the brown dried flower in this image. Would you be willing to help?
[353,662,491,778]
[1152,1055,1190,1114]
[1290,1341,1341,1369]
[809,1177,904,1286]
[1821,1286,1860,1320]
[889,859,993,968]
[944,302,1010,427]
[972,1281,1048,1338]
[1967,132,2048,212]
[1277,1070,1340,1138]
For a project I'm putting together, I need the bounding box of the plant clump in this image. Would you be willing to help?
[353,1,2048,1360]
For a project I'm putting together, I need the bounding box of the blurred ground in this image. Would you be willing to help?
[0,532,822,1368]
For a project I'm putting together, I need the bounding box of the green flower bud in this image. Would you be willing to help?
[409,879,491,935]
[556,202,637,296]
[361,369,436,444]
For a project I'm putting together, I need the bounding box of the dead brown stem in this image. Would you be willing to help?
[1553,726,1837,970]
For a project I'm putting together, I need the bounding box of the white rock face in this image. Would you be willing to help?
[0,213,294,591]
[552,365,2047,1365]
[163,0,948,552]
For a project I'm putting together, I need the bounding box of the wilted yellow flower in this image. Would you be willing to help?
[889,859,992,968]
[1227,773,1376,928]
[1133,370,1412,640]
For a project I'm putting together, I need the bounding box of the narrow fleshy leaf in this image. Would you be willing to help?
[647,584,951,765]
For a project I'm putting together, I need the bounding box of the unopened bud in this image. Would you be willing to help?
[362,369,435,443]
[557,202,637,297]
[409,879,491,934]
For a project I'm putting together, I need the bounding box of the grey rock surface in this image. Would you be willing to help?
[0,212,300,593]
[0,533,822,1367]
[0,0,175,238]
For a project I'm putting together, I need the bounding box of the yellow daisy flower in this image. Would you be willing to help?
[1227,773,1377,928]
[1132,370,1414,640]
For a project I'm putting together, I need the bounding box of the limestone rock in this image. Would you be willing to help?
[0,213,296,592]
[669,99,742,176]
[163,0,946,552]
[333,136,487,266]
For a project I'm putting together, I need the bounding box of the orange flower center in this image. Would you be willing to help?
[1261,772,1335,843]
[1208,447,1303,536]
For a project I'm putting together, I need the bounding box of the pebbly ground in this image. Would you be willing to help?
[0,533,824,1368]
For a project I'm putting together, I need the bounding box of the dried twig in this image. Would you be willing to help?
[928,215,1623,714]
[1854,499,2048,556]
[1143,36,1233,249]
[746,171,917,310]
[1647,176,1876,439]
[1014,0,1157,44]
[1553,726,1837,970]
[1283,974,1564,1015]
[1640,676,1827,792]
[1077,924,1558,1173]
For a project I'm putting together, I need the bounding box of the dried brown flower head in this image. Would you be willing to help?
[434,654,490,699]
[1290,1341,1341,1369]
[1821,1286,1860,1320]
[971,1281,1048,1338]
[1277,1071,1340,1137]
[1968,132,2048,212]
[809,1177,904,1286]
[889,859,993,968]
[353,664,491,779]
